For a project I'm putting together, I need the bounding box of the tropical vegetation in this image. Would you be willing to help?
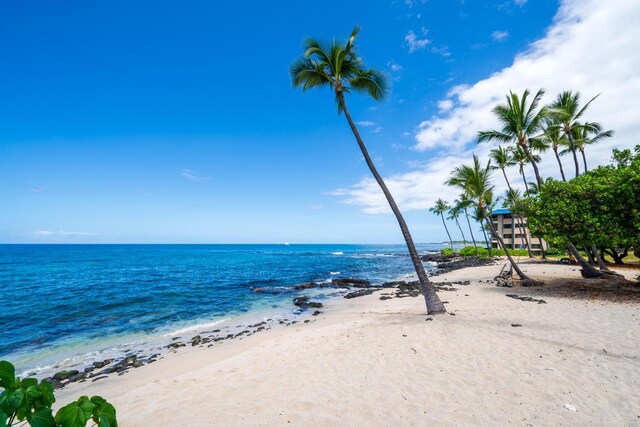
[291,27,446,314]
[1,360,117,427]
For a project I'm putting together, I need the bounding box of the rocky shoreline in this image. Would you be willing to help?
[39,253,497,390]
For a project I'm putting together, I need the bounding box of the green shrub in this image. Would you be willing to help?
[544,247,565,256]
[440,248,455,256]
[0,360,117,427]
[459,246,488,257]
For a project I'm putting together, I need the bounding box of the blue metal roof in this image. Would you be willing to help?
[491,208,512,215]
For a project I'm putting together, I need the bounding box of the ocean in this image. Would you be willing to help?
[0,243,446,377]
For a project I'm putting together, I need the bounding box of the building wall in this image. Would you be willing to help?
[491,213,548,253]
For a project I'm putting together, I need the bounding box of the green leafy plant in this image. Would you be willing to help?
[440,248,455,256]
[0,360,117,427]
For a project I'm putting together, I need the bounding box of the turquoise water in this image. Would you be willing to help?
[0,243,444,374]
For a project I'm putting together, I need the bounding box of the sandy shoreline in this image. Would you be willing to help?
[56,260,640,426]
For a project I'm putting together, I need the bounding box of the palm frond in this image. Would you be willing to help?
[349,69,388,102]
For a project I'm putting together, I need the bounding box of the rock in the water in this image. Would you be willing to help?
[332,278,371,288]
[191,335,202,346]
[307,301,323,308]
[166,342,186,349]
[293,296,309,307]
[294,282,319,290]
[53,370,79,381]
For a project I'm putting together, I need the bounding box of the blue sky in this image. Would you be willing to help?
[2,0,637,243]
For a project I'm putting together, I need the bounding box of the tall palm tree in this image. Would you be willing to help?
[548,91,601,178]
[453,194,478,253]
[446,155,540,285]
[478,89,547,188]
[291,27,445,314]
[489,146,516,191]
[572,122,614,172]
[448,205,467,245]
[541,117,568,181]
[430,199,454,248]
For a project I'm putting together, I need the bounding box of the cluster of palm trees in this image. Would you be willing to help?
[442,88,613,282]
[429,197,482,252]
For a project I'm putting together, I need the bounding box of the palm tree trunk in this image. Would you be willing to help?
[553,146,567,182]
[481,208,539,285]
[519,142,542,188]
[537,236,546,259]
[515,215,533,257]
[567,243,601,278]
[440,214,453,248]
[592,244,610,271]
[581,149,588,172]
[338,93,445,314]
[463,209,478,254]
[455,217,467,244]
[480,223,492,255]
[501,169,513,191]
[584,245,595,265]
[572,149,580,177]
[520,168,530,196]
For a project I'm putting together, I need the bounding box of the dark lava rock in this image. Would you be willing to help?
[293,296,309,307]
[511,324,523,327]
[53,370,79,381]
[332,278,371,288]
[379,296,392,300]
[84,366,95,373]
[425,317,433,321]
[421,253,454,263]
[91,375,109,382]
[191,335,202,346]
[166,342,186,349]
[312,310,322,316]
[294,282,319,290]
[307,302,323,308]
[344,289,375,299]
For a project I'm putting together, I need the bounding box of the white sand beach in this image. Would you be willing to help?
[56,260,640,426]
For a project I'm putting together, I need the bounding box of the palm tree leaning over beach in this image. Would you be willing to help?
[453,194,478,254]
[430,199,454,248]
[447,155,540,285]
[290,27,446,314]
[478,89,547,189]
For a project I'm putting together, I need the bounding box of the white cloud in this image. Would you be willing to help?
[333,0,640,214]
[404,30,430,53]
[387,61,404,72]
[29,187,47,193]
[491,30,509,41]
[181,168,210,182]
[357,120,376,127]
[438,99,454,112]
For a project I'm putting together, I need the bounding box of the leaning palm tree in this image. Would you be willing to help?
[547,91,601,178]
[446,155,540,285]
[429,199,454,248]
[447,205,467,245]
[472,204,492,254]
[572,122,614,172]
[291,27,445,314]
[478,89,547,188]
[489,145,516,191]
[453,194,478,253]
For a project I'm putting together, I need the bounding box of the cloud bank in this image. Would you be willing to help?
[335,0,640,214]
